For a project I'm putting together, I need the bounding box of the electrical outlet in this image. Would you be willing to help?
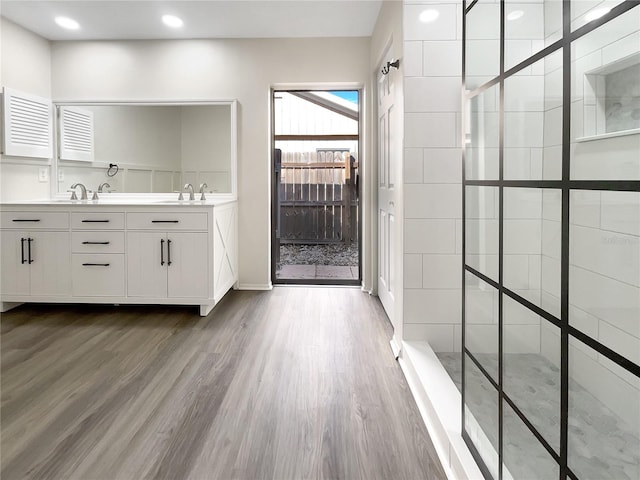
[58,169,64,182]
[38,167,49,182]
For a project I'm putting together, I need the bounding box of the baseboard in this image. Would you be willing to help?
[389,335,401,359]
[236,283,273,291]
[399,341,484,480]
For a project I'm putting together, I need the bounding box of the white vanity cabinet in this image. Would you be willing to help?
[0,211,71,297]
[126,212,209,299]
[0,200,238,316]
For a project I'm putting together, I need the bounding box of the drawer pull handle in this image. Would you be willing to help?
[82,241,110,245]
[82,263,110,267]
[27,238,34,264]
[160,239,165,266]
[152,220,179,223]
[81,220,110,223]
[12,219,40,222]
[21,238,26,264]
[167,239,172,266]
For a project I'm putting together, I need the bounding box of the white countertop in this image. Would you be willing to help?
[1,194,236,207]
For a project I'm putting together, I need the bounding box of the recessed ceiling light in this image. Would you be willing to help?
[585,7,610,22]
[162,14,184,28]
[419,9,440,23]
[507,10,525,21]
[55,16,79,30]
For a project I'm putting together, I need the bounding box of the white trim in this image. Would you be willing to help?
[237,283,273,291]
[576,128,640,143]
[400,341,484,480]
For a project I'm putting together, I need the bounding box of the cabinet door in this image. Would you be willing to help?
[127,232,167,297]
[0,231,30,295]
[29,231,71,296]
[167,232,208,299]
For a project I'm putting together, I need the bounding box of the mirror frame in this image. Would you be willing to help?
[52,100,238,199]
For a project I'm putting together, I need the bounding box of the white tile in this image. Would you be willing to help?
[466,147,500,181]
[404,289,462,325]
[466,324,498,354]
[569,305,600,341]
[504,75,545,112]
[602,31,640,66]
[570,265,640,338]
[504,3,544,40]
[466,254,499,282]
[423,254,461,289]
[541,255,561,301]
[504,254,531,290]
[466,282,497,325]
[570,133,640,181]
[465,219,499,254]
[405,112,458,148]
[503,295,541,325]
[404,219,457,253]
[540,320,561,368]
[404,184,462,218]
[544,66,563,111]
[504,324,541,354]
[404,41,423,77]
[542,219,562,259]
[542,145,562,180]
[404,4,458,41]
[543,106,562,147]
[454,324,463,352]
[466,186,498,219]
[404,324,455,352]
[530,148,544,179]
[423,40,462,77]
[466,40,500,78]
[404,254,423,289]
[504,220,542,255]
[424,148,461,184]
[570,224,640,287]
[571,50,602,102]
[542,189,562,222]
[466,3,500,40]
[504,187,542,219]
[505,111,544,148]
[601,191,640,237]
[455,219,463,254]
[544,47,563,75]
[405,77,462,113]
[505,39,533,72]
[503,148,531,180]
[570,99,584,142]
[598,353,640,390]
[599,320,640,364]
[404,148,424,184]
[571,190,601,228]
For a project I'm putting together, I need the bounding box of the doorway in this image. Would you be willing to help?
[271,89,361,285]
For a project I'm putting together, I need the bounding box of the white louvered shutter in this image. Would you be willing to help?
[1,88,53,158]
[58,106,94,162]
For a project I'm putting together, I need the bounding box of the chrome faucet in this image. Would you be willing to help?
[69,183,88,200]
[98,182,111,193]
[199,183,208,201]
[183,183,195,201]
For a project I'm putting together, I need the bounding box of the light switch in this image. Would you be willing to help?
[38,167,49,182]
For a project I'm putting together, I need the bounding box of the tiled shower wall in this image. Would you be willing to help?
[402,0,464,352]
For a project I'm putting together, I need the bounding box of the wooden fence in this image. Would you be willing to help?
[275,150,358,245]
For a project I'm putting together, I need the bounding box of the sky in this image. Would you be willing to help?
[330,90,358,104]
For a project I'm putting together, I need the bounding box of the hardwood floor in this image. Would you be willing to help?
[1,288,446,480]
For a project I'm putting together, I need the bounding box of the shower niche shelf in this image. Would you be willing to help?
[577,52,640,143]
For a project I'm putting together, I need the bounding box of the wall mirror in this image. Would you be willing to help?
[54,101,237,197]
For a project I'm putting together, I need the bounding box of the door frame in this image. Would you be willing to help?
[270,85,364,286]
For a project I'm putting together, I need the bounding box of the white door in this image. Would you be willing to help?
[377,51,399,329]
[29,231,71,296]
[127,231,167,297]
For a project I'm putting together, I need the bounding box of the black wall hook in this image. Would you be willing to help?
[381,59,400,75]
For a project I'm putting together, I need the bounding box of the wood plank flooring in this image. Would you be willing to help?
[1,288,446,480]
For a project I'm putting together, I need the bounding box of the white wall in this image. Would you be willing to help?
[16,36,373,289]
[402,0,464,352]
[0,18,52,202]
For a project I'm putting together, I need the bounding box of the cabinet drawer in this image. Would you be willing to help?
[72,231,125,253]
[126,212,207,231]
[71,212,125,230]
[72,254,125,297]
[1,211,69,229]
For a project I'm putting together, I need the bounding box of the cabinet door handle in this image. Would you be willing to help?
[81,219,110,223]
[160,238,165,266]
[82,263,110,267]
[27,238,34,264]
[82,241,110,245]
[151,220,179,223]
[167,239,172,266]
[12,219,40,222]
[20,237,26,264]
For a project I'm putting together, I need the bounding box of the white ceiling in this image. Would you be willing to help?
[0,0,383,41]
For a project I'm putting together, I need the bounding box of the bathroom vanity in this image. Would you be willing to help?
[0,197,237,316]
